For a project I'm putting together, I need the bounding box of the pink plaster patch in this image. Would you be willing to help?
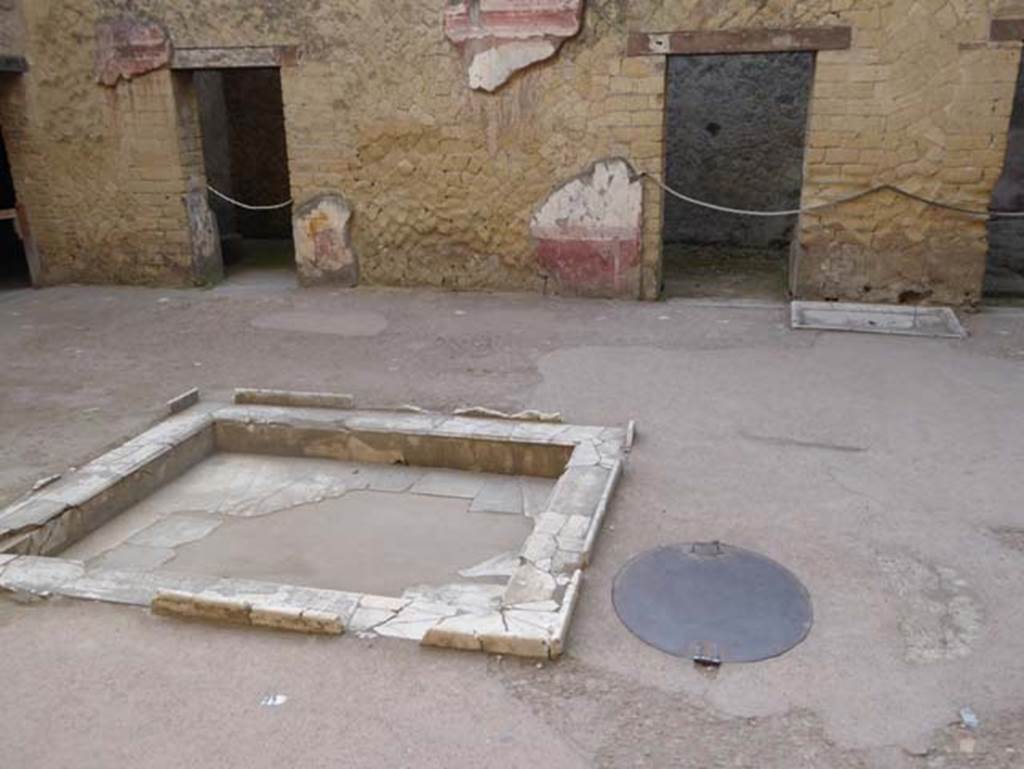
[444,1,585,91]
[95,16,172,86]
[536,235,642,296]
[444,0,584,41]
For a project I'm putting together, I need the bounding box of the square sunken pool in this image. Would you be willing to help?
[0,397,631,658]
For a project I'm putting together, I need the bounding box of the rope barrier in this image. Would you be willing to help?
[640,172,1024,220]
[206,173,1024,221]
[207,185,293,211]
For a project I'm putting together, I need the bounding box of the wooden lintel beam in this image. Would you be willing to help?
[626,26,853,57]
[0,55,28,73]
[171,46,299,70]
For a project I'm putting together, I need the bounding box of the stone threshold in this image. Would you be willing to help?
[0,396,633,659]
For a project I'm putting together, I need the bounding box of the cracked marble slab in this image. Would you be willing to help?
[128,513,222,548]
[89,544,176,571]
[458,551,520,579]
[411,470,487,499]
[0,404,629,659]
[470,477,524,515]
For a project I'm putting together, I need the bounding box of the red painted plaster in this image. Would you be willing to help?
[95,16,172,86]
[536,235,642,296]
[444,1,584,42]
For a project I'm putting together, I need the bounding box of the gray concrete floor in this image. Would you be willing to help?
[61,454,540,595]
[2,276,1024,768]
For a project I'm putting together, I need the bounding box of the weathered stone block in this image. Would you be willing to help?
[233,388,355,410]
[503,562,557,605]
[166,387,200,414]
[184,180,223,284]
[293,195,358,287]
[421,612,506,651]
[250,606,343,635]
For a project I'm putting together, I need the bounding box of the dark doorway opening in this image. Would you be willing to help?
[0,126,30,289]
[985,52,1024,301]
[194,68,294,278]
[661,53,814,300]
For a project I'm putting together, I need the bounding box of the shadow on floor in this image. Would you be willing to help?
[222,237,295,275]
[662,243,789,301]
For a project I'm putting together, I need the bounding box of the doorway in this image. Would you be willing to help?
[661,52,814,300]
[985,51,1024,301]
[193,67,294,279]
[0,126,29,289]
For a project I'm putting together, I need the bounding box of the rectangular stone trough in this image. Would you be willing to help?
[0,394,632,659]
[790,300,967,339]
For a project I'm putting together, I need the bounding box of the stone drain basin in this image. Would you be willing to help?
[0,393,631,659]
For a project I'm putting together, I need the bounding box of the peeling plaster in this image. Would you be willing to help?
[530,158,644,298]
[94,14,172,86]
[293,194,359,287]
[444,0,585,92]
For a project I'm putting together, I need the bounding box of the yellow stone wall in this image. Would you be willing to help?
[1,3,198,284]
[1,1,1021,303]
[0,0,24,57]
[796,3,1022,304]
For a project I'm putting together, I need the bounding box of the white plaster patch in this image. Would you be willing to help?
[531,159,643,239]
[468,39,557,92]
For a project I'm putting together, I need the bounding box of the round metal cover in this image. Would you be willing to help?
[612,542,813,662]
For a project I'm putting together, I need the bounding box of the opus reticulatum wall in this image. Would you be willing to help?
[0,1,1022,304]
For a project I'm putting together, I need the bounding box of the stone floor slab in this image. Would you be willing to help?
[411,469,488,499]
[470,477,524,515]
[128,514,222,548]
[90,544,176,571]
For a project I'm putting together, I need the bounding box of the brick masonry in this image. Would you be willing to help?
[0,1,1021,303]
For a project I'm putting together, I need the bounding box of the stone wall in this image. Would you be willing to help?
[793,3,1019,305]
[663,52,813,250]
[986,47,1024,297]
[0,1,1021,303]
[0,0,24,58]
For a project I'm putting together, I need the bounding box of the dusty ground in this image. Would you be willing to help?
[2,272,1024,768]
